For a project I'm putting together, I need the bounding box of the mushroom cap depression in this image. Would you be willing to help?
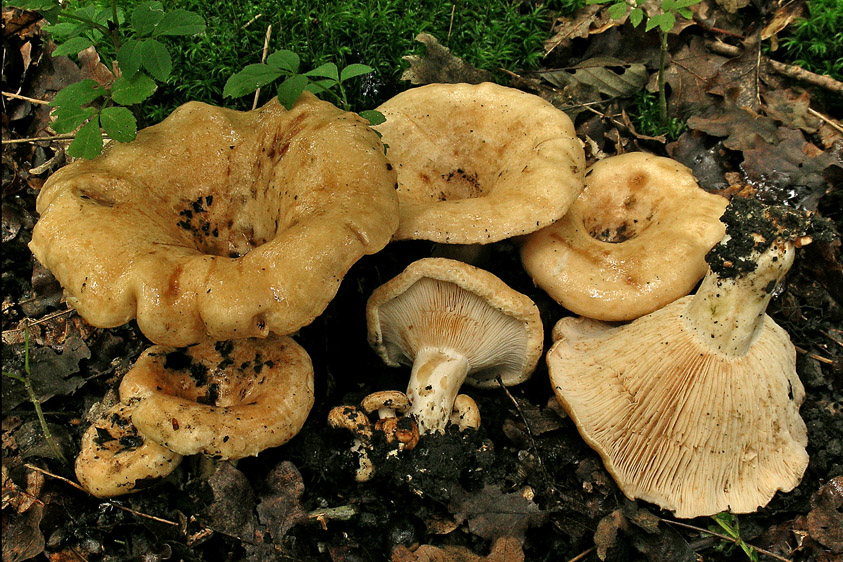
[374,82,585,244]
[367,257,543,390]
[75,403,183,498]
[30,93,399,346]
[521,152,728,321]
[119,334,314,460]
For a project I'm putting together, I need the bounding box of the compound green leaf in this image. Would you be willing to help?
[117,39,144,77]
[305,62,339,82]
[340,64,373,83]
[67,118,103,159]
[304,78,337,95]
[152,9,205,36]
[607,2,629,19]
[99,106,137,142]
[223,64,283,98]
[629,8,645,27]
[266,50,299,73]
[110,72,157,105]
[131,1,164,36]
[141,38,172,81]
[52,36,93,57]
[51,105,97,134]
[359,110,386,126]
[50,79,106,107]
[277,74,308,110]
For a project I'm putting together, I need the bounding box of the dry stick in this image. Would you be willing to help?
[2,133,110,145]
[24,463,180,527]
[662,518,793,562]
[794,345,835,365]
[2,91,51,105]
[252,24,273,110]
[808,108,843,135]
[566,546,596,562]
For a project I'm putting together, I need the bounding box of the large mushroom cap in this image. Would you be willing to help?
[374,82,585,244]
[30,93,398,346]
[119,334,314,460]
[521,152,728,321]
[367,257,543,432]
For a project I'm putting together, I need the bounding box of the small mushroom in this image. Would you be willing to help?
[367,258,543,434]
[75,403,182,498]
[449,394,481,431]
[361,390,411,420]
[374,82,585,244]
[546,198,811,518]
[119,335,314,460]
[521,152,728,321]
[328,405,375,482]
[29,93,398,346]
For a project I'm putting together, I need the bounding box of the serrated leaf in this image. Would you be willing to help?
[67,118,103,159]
[51,105,98,134]
[266,50,299,73]
[132,1,164,36]
[50,79,106,107]
[607,2,629,19]
[630,8,645,27]
[99,106,137,142]
[305,62,339,82]
[141,38,171,81]
[277,74,308,110]
[52,36,93,57]
[340,63,373,82]
[117,39,144,77]
[541,57,648,99]
[359,110,386,126]
[152,9,205,36]
[304,78,337,95]
[110,73,157,105]
[223,64,283,98]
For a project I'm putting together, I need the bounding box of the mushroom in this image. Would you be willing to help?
[29,93,398,346]
[367,257,543,433]
[546,198,811,518]
[328,405,376,482]
[521,152,728,321]
[75,403,183,498]
[118,334,314,460]
[373,82,585,244]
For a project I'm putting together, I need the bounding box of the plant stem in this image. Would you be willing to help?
[658,29,668,127]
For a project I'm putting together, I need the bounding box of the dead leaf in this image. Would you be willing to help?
[544,5,614,55]
[594,509,627,560]
[540,57,648,99]
[687,105,778,151]
[449,484,547,543]
[1,501,44,562]
[716,0,751,14]
[392,536,524,562]
[656,37,727,118]
[200,462,260,542]
[400,33,491,86]
[707,34,762,111]
[762,89,821,133]
[2,8,44,40]
[806,476,843,552]
[762,1,806,50]
[667,130,731,191]
[77,45,115,88]
[256,461,308,542]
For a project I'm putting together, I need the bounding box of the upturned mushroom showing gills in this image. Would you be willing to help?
[29,93,398,346]
[521,152,728,321]
[119,334,313,460]
[373,82,585,244]
[367,258,543,433]
[546,198,812,518]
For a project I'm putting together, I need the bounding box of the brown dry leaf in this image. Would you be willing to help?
[806,476,843,552]
[687,105,778,151]
[2,7,44,40]
[77,45,115,88]
[256,461,308,542]
[656,37,727,118]
[707,35,762,111]
[594,509,627,560]
[392,536,524,562]
[544,5,614,55]
[1,501,44,562]
[540,57,648,99]
[762,89,822,133]
[667,130,731,191]
[449,484,547,542]
[716,0,751,13]
[200,462,260,542]
[401,33,491,86]
[762,1,806,50]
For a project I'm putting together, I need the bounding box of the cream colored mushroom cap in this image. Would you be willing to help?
[75,403,183,498]
[367,257,543,388]
[521,152,728,321]
[119,334,314,460]
[374,82,585,243]
[30,93,398,346]
[547,306,808,518]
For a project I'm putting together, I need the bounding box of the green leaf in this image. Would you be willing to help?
[141,39,172,81]
[645,13,667,31]
[679,7,693,18]
[152,9,205,36]
[67,118,103,159]
[131,1,164,36]
[223,64,283,98]
[340,63,374,82]
[359,109,386,126]
[659,12,676,32]
[266,50,299,73]
[51,105,98,134]
[629,8,645,27]
[607,2,629,20]
[6,0,58,10]
[52,36,93,57]
[304,78,337,94]
[110,73,157,105]
[117,39,144,77]
[673,0,703,9]
[586,0,615,4]
[99,106,137,142]
[661,0,675,11]
[277,74,308,110]
[305,62,339,82]
[50,79,106,107]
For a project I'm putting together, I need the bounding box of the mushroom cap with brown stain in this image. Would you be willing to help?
[75,403,183,498]
[521,152,728,321]
[30,93,399,346]
[367,257,543,389]
[374,82,585,244]
[119,334,314,460]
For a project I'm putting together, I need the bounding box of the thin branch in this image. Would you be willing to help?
[566,546,596,562]
[2,91,50,105]
[662,518,793,562]
[2,133,110,145]
[808,108,843,135]
[794,345,834,365]
[252,24,273,110]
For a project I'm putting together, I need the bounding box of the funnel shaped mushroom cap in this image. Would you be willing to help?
[374,82,585,244]
[119,335,314,460]
[547,238,808,518]
[522,152,728,321]
[30,93,398,346]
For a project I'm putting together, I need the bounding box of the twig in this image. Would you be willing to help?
[252,24,272,110]
[23,463,180,526]
[447,3,456,45]
[662,518,793,562]
[240,13,262,30]
[824,330,843,348]
[807,108,843,135]
[566,546,596,562]
[794,345,834,365]
[2,91,50,105]
[2,133,110,145]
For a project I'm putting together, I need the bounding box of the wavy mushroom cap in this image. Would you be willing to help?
[30,93,399,346]
[119,334,314,460]
[75,403,183,498]
[374,82,585,244]
[521,152,728,321]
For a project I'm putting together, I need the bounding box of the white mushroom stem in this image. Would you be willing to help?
[406,346,470,434]
[685,239,795,356]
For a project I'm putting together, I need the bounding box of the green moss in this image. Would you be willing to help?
[628,91,687,140]
[776,0,843,82]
